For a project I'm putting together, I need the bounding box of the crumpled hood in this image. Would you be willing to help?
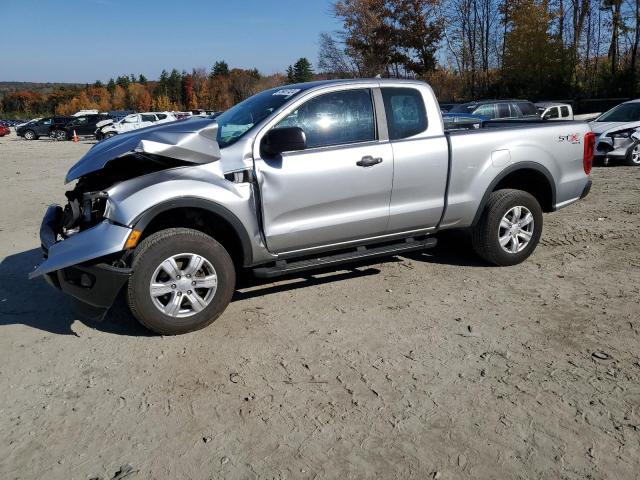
[589,120,640,136]
[65,118,221,183]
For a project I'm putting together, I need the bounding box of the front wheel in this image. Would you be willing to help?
[471,189,543,266]
[105,131,117,139]
[127,228,236,335]
[23,130,37,140]
[624,143,640,166]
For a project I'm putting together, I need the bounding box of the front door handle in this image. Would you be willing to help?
[357,155,383,167]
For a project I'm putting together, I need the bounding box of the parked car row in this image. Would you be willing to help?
[12,111,188,142]
[0,119,28,128]
[440,97,640,166]
[95,112,178,140]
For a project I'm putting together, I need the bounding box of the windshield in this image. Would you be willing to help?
[596,102,640,122]
[215,87,304,148]
[448,103,476,113]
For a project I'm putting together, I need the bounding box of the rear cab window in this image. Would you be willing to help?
[560,106,570,117]
[381,87,428,140]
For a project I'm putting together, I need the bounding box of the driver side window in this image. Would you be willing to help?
[275,89,376,149]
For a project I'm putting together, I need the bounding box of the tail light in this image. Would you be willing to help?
[583,132,595,175]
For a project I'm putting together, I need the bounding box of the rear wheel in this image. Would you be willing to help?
[471,189,543,266]
[127,228,236,335]
[53,129,68,141]
[624,143,640,166]
[23,130,37,140]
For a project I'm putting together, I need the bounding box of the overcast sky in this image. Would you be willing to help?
[0,0,341,83]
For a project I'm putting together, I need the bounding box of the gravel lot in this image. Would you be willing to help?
[1,131,639,480]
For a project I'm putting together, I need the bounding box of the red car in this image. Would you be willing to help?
[0,125,10,137]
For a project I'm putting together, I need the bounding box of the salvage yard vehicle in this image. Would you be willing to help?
[448,99,540,120]
[442,113,487,130]
[536,102,574,121]
[95,112,178,140]
[53,113,112,141]
[590,99,640,166]
[30,79,594,335]
[16,116,72,140]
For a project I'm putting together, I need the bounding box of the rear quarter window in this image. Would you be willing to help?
[381,88,428,140]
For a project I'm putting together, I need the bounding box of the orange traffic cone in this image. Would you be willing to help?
[72,130,78,143]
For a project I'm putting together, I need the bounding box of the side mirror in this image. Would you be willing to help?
[261,127,306,156]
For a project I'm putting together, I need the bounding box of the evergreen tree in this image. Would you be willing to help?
[286,65,296,83]
[293,58,314,82]
[167,69,182,104]
[116,75,130,89]
[138,74,148,85]
[106,78,116,95]
[211,60,230,77]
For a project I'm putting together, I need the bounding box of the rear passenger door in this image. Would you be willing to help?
[254,87,394,253]
[382,87,449,233]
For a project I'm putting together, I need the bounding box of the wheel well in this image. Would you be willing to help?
[493,168,554,212]
[139,207,246,267]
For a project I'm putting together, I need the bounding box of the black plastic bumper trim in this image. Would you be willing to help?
[580,179,592,199]
[57,263,132,310]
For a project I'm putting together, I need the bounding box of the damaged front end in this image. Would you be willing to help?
[594,127,640,165]
[30,118,223,319]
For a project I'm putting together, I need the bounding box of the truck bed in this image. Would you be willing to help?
[440,119,591,229]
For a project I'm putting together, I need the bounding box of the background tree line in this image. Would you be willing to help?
[319,0,640,101]
[4,0,640,117]
[0,62,292,118]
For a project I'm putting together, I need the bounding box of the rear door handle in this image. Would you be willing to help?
[357,155,383,167]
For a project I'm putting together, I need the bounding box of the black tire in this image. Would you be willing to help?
[623,143,640,166]
[53,129,68,141]
[127,228,236,335]
[105,131,116,139]
[471,189,543,266]
[23,130,37,140]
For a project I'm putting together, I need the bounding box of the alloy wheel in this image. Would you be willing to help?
[149,253,218,318]
[498,206,535,254]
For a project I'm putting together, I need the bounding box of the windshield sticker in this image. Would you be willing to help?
[273,89,301,98]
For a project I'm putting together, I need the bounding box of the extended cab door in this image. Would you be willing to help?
[254,86,393,253]
[381,86,449,232]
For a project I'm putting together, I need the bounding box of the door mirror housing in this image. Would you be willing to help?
[261,127,306,156]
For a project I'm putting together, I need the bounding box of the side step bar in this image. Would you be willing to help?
[253,237,437,278]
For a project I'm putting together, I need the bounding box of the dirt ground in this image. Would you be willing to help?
[0,131,639,480]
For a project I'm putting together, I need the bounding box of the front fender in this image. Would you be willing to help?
[104,165,274,266]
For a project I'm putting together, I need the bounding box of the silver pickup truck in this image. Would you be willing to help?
[30,79,594,334]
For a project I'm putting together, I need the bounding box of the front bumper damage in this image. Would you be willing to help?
[594,135,637,164]
[30,205,133,319]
